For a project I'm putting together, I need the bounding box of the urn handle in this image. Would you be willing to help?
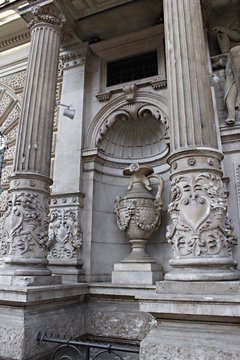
[148,174,164,210]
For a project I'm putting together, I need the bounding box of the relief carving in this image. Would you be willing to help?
[26,4,65,30]
[96,102,168,145]
[167,173,235,257]
[114,164,163,262]
[0,71,26,91]
[0,191,50,257]
[48,207,82,260]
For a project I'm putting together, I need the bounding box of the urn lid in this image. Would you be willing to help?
[123,163,153,176]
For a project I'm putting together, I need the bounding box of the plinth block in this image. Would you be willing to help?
[112,262,163,285]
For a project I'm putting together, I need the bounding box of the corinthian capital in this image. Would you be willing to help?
[19,0,65,31]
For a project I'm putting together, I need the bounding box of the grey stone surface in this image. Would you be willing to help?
[86,299,156,341]
[140,324,240,360]
[0,284,87,360]
[1,0,240,359]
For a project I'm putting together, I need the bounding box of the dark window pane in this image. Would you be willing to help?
[107,51,158,87]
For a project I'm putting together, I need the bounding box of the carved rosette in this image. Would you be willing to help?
[0,176,51,275]
[166,149,239,280]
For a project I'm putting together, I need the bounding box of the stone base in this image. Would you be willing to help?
[48,264,85,283]
[164,266,240,281]
[140,323,240,360]
[0,283,88,360]
[138,280,240,320]
[112,262,163,285]
[156,280,240,295]
[0,274,62,286]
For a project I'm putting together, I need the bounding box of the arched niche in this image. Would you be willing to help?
[84,91,169,167]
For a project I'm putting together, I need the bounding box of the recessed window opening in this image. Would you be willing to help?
[107,50,158,87]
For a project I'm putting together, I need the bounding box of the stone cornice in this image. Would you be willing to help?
[60,45,88,69]
[0,32,30,52]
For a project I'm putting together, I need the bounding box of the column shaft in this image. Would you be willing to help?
[14,23,60,175]
[165,0,218,151]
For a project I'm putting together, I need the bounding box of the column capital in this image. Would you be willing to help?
[19,0,65,31]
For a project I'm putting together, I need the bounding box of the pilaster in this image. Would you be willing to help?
[48,193,84,282]
[49,46,87,281]
[163,0,239,280]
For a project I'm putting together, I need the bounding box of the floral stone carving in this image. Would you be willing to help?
[48,208,82,260]
[165,150,240,281]
[114,163,164,262]
[1,191,50,257]
[0,177,53,277]
[167,173,235,258]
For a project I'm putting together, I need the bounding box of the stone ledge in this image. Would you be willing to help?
[138,292,240,320]
[0,283,88,304]
[88,282,156,298]
[156,280,240,295]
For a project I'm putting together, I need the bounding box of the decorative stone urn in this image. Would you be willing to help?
[112,163,164,284]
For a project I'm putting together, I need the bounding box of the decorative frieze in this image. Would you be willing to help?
[96,92,112,102]
[60,46,88,69]
[0,32,30,53]
[151,79,167,90]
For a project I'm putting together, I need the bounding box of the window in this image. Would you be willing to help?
[107,50,158,87]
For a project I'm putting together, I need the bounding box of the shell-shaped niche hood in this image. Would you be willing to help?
[96,102,169,163]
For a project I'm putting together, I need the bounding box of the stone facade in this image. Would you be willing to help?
[0,0,240,359]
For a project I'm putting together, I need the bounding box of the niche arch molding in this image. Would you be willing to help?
[84,91,169,167]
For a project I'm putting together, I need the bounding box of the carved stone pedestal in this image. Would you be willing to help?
[165,149,240,281]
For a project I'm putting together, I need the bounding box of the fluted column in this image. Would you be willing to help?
[0,2,64,284]
[164,0,239,280]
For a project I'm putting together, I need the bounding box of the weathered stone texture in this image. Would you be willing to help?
[86,307,156,340]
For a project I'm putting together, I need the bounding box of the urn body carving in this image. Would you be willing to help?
[114,164,164,262]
